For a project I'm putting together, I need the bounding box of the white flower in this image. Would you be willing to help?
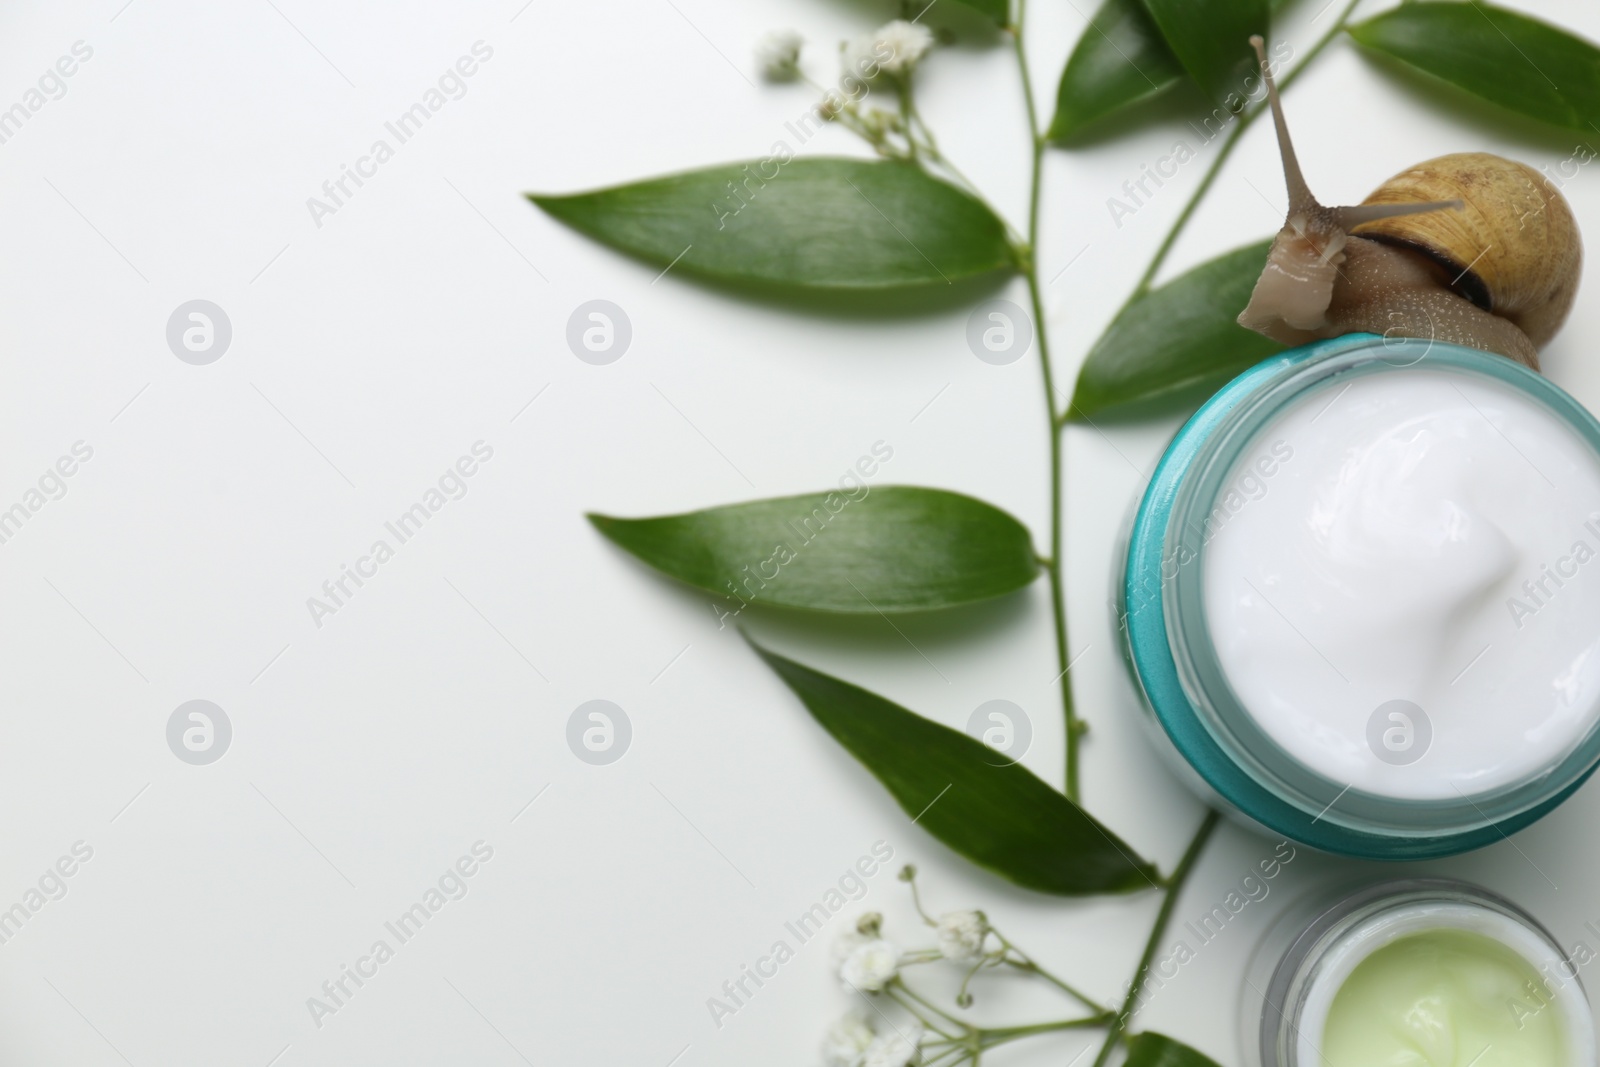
[847,20,934,81]
[756,30,804,81]
[820,1010,876,1067]
[877,20,935,74]
[832,914,884,963]
[935,910,988,960]
[840,938,900,992]
[832,927,869,965]
[861,1023,924,1067]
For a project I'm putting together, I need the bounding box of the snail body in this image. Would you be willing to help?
[1237,38,1581,370]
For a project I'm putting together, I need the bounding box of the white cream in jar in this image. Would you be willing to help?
[1202,365,1600,799]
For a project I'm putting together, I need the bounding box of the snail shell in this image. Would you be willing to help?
[1236,38,1582,371]
[1351,154,1580,353]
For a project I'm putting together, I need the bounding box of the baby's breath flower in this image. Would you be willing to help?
[935,910,989,960]
[832,912,886,965]
[841,36,877,84]
[832,928,868,965]
[840,938,900,992]
[860,1022,924,1067]
[870,20,934,78]
[756,30,804,81]
[820,1009,875,1067]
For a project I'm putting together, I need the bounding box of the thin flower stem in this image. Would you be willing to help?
[1012,0,1083,804]
[894,977,970,1031]
[905,96,990,210]
[887,985,960,1040]
[955,954,990,1005]
[896,79,922,162]
[905,869,936,925]
[1089,810,1222,1067]
[1108,0,1366,320]
[923,1045,973,1067]
[979,1014,1115,1046]
[1002,955,1108,1015]
[987,929,1106,1013]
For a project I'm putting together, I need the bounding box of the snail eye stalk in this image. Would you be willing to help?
[1250,35,1461,228]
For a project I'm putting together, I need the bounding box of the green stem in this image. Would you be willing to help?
[1002,954,1108,1016]
[1013,0,1083,805]
[1109,0,1366,320]
[904,869,936,925]
[906,95,990,210]
[896,78,921,162]
[886,986,960,1041]
[979,1013,1115,1047]
[1089,810,1222,1067]
[923,1045,974,1067]
[893,977,969,1033]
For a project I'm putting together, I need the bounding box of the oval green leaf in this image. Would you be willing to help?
[1125,1033,1226,1067]
[1069,239,1283,420]
[1349,3,1600,134]
[752,640,1159,895]
[1139,0,1267,107]
[1049,0,1185,143]
[590,486,1040,615]
[531,159,1017,292]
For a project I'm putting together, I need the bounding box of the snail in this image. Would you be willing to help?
[1237,36,1580,371]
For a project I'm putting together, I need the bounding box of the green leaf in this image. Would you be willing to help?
[531,159,1017,292]
[1069,240,1283,420]
[1124,1033,1226,1067]
[590,486,1040,614]
[1049,0,1186,143]
[1139,0,1267,106]
[751,641,1159,895]
[1048,0,1294,144]
[950,0,1009,25]
[1349,2,1600,133]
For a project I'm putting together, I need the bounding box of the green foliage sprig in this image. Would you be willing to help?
[531,2,1600,1062]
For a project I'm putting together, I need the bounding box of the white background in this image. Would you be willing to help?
[0,0,1597,1064]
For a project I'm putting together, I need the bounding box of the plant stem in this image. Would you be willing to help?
[921,1045,972,1067]
[1003,956,1107,1015]
[1012,0,1083,805]
[979,1013,1115,1047]
[1089,810,1222,1067]
[1109,0,1366,320]
[894,977,971,1033]
[887,986,960,1041]
[991,930,1108,1014]
[905,94,988,204]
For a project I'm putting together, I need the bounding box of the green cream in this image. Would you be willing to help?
[1323,928,1566,1066]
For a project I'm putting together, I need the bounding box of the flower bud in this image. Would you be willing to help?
[935,910,989,960]
[755,30,803,82]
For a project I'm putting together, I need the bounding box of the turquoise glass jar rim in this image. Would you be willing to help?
[1124,334,1600,859]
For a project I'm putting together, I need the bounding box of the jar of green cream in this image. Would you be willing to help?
[1243,879,1594,1067]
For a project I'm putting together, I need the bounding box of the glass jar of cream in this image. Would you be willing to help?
[1241,879,1594,1067]
[1121,334,1600,858]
